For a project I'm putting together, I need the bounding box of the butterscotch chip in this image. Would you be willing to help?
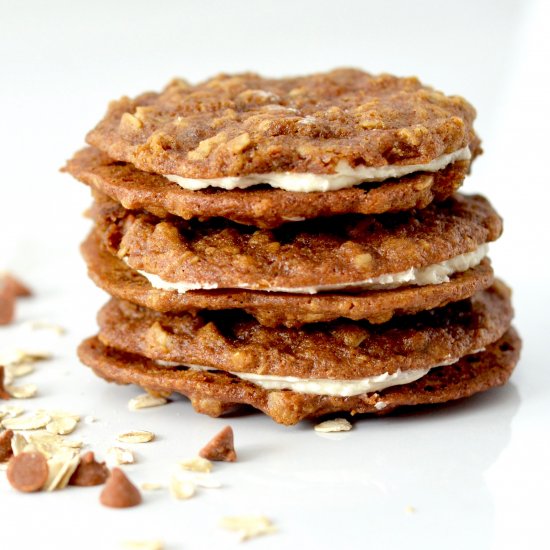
[69,451,109,486]
[7,451,49,492]
[199,426,237,462]
[0,284,16,326]
[0,429,14,462]
[2,274,32,297]
[0,366,11,400]
[86,69,477,179]
[100,467,142,508]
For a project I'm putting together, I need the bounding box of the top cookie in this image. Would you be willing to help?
[87,69,477,183]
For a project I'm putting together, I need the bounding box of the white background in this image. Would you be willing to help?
[0,0,549,548]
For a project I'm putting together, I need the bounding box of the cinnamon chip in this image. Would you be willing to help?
[199,425,237,462]
[100,467,142,508]
[0,284,16,326]
[0,429,14,462]
[0,367,10,400]
[2,274,32,297]
[7,451,49,492]
[69,451,109,487]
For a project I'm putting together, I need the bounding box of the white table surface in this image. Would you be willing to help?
[1,1,549,548]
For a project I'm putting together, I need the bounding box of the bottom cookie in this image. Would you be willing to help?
[78,328,520,426]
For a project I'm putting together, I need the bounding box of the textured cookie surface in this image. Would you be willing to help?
[82,231,495,327]
[86,69,477,178]
[92,193,502,291]
[78,328,521,425]
[66,147,468,228]
[96,284,513,379]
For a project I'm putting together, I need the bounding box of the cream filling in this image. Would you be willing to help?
[165,146,471,193]
[130,243,488,295]
[156,358,461,397]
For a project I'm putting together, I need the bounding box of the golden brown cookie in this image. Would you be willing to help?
[82,230,495,327]
[96,283,512,380]
[92,193,501,293]
[65,147,468,228]
[86,69,477,179]
[78,328,521,426]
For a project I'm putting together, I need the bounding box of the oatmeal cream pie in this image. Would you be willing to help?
[86,69,478,187]
[81,230,495,327]
[78,283,519,425]
[93,283,513,381]
[91,192,501,294]
[64,145,469,228]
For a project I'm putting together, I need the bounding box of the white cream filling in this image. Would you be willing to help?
[165,146,471,193]
[156,358,460,397]
[130,243,488,295]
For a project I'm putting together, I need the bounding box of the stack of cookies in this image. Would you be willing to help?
[64,69,520,425]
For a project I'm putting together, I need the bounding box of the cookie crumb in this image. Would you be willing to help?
[100,468,142,508]
[7,451,49,492]
[314,418,352,433]
[199,425,237,462]
[219,515,277,541]
[69,451,109,486]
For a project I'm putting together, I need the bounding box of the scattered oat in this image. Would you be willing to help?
[84,415,97,424]
[24,320,66,335]
[117,430,155,444]
[2,412,50,430]
[6,363,35,379]
[0,349,51,366]
[69,452,109,487]
[100,468,142,508]
[199,425,237,462]
[180,456,212,473]
[314,418,352,433]
[6,384,37,399]
[405,505,416,514]
[46,417,78,435]
[128,393,168,411]
[190,473,222,489]
[0,404,24,418]
[43,450,80,491]
[108,447,135,465]
[11,432,28,455]
[141,482,163,491]
[220,515,277,541]
[170,476,196,500]
[122,541,164,550]
[40,409,81,422]
[7,451,49,492]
